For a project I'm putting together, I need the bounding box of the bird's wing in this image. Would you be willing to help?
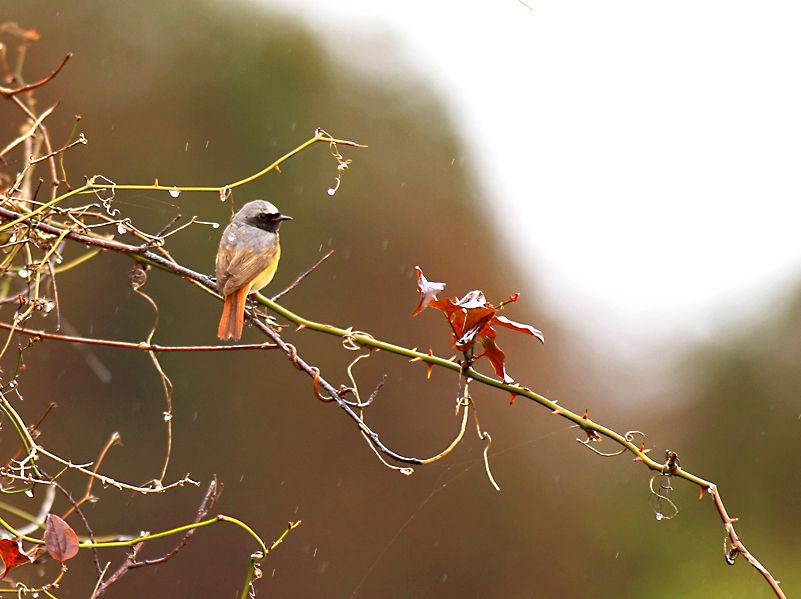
[215,223,278,296]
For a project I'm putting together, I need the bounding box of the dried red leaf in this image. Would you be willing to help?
[413,267,545,384]
[44,514,79,564]
[509,393,517,405]
[0,539,32,578]
[452,290,487,310]
[699,487,706,501]
[477,334,513,384]
[412,266,446,316]
[494,315,544,343]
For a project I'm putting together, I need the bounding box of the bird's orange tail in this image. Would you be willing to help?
[217,287,249,341]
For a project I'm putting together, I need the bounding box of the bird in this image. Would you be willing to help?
[215,200,292,341]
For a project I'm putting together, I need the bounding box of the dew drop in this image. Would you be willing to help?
[25,489,33,498]
[169,188,181,198]
[117,224,126,234]
[163,411,173,422]
[655,512,663,521]
[18,268,29,278]
[327,188,336,196]
[211,222,220,229]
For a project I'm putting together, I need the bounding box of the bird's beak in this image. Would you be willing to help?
[276,214,293,222]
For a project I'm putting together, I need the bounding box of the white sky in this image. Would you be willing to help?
[267,0,801,351]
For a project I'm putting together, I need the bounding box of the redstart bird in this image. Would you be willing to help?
[215,200,292,340]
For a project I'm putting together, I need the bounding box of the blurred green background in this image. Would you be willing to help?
[0,1,798,597]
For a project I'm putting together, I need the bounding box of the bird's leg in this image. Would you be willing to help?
[245,296,281,331]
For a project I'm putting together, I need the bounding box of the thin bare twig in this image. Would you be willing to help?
[271,249,334,301]
[92,477,221,597]
[0,53,71,97]
[708,484,785,598]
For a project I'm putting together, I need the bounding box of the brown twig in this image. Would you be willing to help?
[0,53,72,97]
[92,477,220,597]
[92,543,143,598]
[9,96,61,198]
[30,132,87,165]
[271,249,334,301]
[130,476,220,568]
[708,484,785,598]
[61,432,121,521]
[46,475,104,576]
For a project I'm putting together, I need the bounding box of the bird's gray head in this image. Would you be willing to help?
[232,200,292,233]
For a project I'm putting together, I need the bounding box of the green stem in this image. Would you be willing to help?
[239,554,261,599]
[253,293,712,488]
[0,513,43,543]
[0,394,43,490]
[85,514,268,553]
[0,133,362,234]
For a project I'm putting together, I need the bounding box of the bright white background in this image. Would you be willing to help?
[268,0,801,353]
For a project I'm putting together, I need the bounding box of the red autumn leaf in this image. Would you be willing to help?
[493,315,544,343]
[0,539,33,578]
[44,514,79,564]
[412,267,545,384]
[451,289,487,310]
[412,266,446,316]
[478,334,513,384]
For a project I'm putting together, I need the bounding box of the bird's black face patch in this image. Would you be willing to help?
[247,211,286,233]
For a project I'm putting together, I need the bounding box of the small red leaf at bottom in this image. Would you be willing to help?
[509,393,517,405]
[699,488,706,501]
[44,514,79,564]
[0,539,32,578]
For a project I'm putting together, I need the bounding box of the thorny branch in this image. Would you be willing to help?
[0,34,785,598]
[0,199,786,597]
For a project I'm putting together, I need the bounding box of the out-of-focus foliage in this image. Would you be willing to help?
[0,1,797,597]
